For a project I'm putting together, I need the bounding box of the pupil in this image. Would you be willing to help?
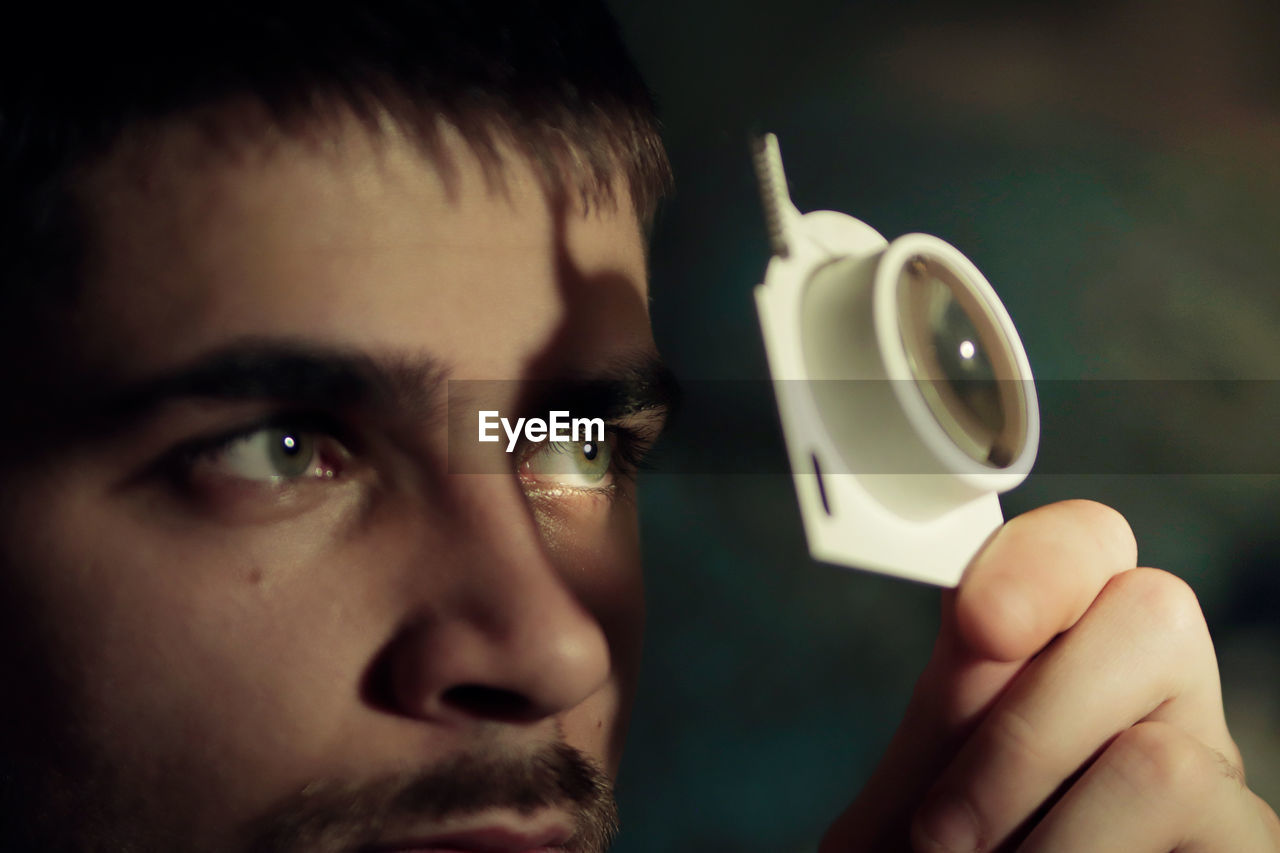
[582,442,598,461]
[280,434,301,456]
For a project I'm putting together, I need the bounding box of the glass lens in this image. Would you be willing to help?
[897,255,1026,467]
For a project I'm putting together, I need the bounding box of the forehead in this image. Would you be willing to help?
[66,112,653,383]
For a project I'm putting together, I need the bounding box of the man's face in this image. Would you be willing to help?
[0,115,662,851]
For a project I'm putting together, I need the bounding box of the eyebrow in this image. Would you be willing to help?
[76,339,678,431]
[82,339,451,428]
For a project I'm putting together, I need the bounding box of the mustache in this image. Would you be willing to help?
[243,741,617,853]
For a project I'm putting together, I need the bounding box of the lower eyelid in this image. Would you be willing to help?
[522,482,620,506]
[166,439,366,521]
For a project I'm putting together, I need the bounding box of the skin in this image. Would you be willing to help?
[0,114,658,851]
[822,500,1280,851]
[0,105,1275,852]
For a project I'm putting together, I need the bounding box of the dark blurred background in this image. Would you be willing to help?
[604,1,1280,849]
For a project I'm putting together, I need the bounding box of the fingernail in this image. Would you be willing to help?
[912,796,979,853]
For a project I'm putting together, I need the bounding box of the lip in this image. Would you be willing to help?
[365,816,574,853]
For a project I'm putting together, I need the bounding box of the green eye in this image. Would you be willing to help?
[521,438,613,488]
[267,429,317,478]
[214,427,324,482]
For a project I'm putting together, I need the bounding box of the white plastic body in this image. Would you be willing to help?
[755,209,1039,587]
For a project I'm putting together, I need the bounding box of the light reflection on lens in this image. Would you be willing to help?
[896,255,1026,467]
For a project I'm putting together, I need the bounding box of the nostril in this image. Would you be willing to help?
[441,684,538,721]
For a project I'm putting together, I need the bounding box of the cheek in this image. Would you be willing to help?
[0,476,380,828]
[528,492,645,771]
[528,491,645,665]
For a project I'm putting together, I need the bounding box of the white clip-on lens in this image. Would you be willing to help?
[752,134,1039,587]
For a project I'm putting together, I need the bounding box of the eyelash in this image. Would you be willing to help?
[597,424,652,478]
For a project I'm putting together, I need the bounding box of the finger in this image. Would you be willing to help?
[911,568,1239,853]
[822,502,1138,851]
[956,499,1138,662]
[924,499,1141,729]
[1017,721,1280,852]
[818,611,1035,851]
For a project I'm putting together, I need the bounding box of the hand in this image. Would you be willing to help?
[820,500,1280,852]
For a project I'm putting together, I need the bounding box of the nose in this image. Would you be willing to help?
[375,479,613,725]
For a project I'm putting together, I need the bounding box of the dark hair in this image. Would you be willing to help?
[0,1,671,318]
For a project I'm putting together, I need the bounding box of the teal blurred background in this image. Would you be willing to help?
[605,1,1280,849]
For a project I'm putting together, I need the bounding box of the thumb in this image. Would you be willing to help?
[820,501,1138,850]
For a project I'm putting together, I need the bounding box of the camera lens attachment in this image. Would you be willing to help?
[751,131,1038,585]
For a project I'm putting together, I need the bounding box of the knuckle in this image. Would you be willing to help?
[1222,735,1247,783]
[1213,743,1247,788]
[1107,721,1212,801]
[982,704,1051,770]
[1103,567,1206,640]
